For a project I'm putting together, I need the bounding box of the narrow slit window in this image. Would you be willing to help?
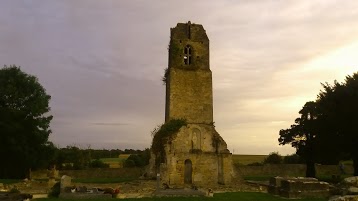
[184,45,192,65]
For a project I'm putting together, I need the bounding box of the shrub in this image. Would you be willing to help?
[9,188,20,194]
[247,162,264,166]
[263,152,282,164]
[123,159,135,168]
[283,154,304,164]
[90,159,110,168]
[48,182,60,197]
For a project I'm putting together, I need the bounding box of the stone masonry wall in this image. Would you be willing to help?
[159,22,233,187]
[159,124,233,186]
[166,68,213,124]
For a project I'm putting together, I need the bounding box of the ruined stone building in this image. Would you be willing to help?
[150,22,233,186]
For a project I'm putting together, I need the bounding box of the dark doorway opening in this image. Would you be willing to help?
[184,159,192,184]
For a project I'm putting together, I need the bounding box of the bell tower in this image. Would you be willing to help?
[149,21,233,186]
[165,21,213,124]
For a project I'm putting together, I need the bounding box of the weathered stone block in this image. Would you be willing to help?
[281,180,328,192]
[329,195,358,201]
[344,177,358,187]
[60,175,72,190]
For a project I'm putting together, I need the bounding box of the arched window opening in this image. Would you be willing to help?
[184,45,192,65]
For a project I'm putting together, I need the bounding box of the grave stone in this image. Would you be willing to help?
[60,175,72,190]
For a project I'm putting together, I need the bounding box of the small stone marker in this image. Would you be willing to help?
[156,173,160,190]
[60,175,72,190]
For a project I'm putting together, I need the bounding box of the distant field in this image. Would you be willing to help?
[232,154,267,165]
[100,154,130,168]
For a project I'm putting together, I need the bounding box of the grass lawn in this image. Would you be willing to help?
[232,154,267,165]
[39,192,326,201]
[72,177,136,184]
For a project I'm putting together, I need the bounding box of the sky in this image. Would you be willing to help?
[1,0,358,155]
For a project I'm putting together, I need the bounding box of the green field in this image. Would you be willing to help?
[232,154,267,165]
[40,192,326,201]
[100,154,130,168]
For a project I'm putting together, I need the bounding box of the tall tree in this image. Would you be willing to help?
[280,72,358,177]
[317,73,358,175]
[279,101,319,177]
[0,65,53,178]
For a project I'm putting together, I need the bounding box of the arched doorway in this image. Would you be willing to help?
[184,159,192,184]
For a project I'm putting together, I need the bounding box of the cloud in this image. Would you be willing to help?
[1,0,358,154]
[90,122,130,126]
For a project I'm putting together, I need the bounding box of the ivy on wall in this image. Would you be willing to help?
[162,68,168,85]
[151,119,187,165]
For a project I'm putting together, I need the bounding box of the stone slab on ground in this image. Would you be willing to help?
[32,194,48,199]
[281,179,329,192]
[280,179,330,198]
[116,193,152,199]
[268,176,319,195]
[59,192,112,199]
[280,189,330,198]
[329,195,358,201]
[267,176,330,199]
[153,188,207,197]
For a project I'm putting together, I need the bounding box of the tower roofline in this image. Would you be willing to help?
[170,21,209,41]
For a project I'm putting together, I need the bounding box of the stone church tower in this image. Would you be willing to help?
[151,22,233,186]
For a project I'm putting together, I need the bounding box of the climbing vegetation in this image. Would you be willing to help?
[151,119,187,165]
[162,68,169,85]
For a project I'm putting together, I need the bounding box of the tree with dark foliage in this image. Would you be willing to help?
[279,101,319,177]
[279,72,358,177]
[317,73,358,175]
[0,65,53,178]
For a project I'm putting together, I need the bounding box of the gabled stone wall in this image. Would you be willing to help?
[158,124,233,186]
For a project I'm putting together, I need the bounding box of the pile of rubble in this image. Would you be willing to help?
[330,176,358,201]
